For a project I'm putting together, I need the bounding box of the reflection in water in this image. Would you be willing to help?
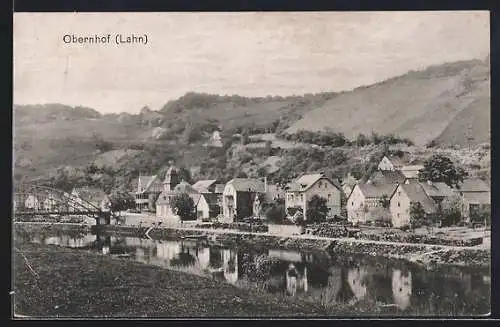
[392,269,412,310]
[348,266,368,302]
[20,229,490,315]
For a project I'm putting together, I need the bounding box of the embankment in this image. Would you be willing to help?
[92,225,490,269]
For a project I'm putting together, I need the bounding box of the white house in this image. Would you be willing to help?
[24,194,39,210]
[392,269,412,311]
[285,174,342,221]
[222,178,266,222]
[389,181,441,228]
[156,181,201,223]
[377,155,423,179]
[347,182,396,225]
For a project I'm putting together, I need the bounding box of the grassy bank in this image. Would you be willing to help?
[13,242,342,318]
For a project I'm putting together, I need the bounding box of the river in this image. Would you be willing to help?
[14,225,491,316]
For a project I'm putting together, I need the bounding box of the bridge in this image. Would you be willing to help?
[12,183,115,224]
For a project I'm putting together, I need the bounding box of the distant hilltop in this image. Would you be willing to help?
[14,57,490,151]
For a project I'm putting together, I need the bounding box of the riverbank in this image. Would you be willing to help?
[93,224,491,269]
[13,242,366,318]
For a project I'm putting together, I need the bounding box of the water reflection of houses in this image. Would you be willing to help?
[392,269,412,310]
[41,234,96,248]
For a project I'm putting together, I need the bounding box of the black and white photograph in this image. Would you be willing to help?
[12,11,491,318]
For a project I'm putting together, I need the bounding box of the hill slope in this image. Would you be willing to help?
[287,59,490,146]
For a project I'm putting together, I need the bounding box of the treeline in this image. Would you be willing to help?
[278,130,414,147]
[159,91,339,114]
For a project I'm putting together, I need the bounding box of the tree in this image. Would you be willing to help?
[170,193,196,221]
[109,190,135,213]
[440,195,463,227]
[178,167,192,183]
[306,195,329,224]
[418,154,468,187]
[265,200,286,224]
[409,202,426,230]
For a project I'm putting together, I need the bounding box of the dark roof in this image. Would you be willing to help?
[192,180,217,193]
[286,174,341,192]
[369,170,406,185]
[357,182,398,199]
[462,192,490,204]
[173,181,199,194]
[227,178,265,192]
[457,179,490,193]
[419,181,454,198]
[202,193,220,206]
[398,183,437,213]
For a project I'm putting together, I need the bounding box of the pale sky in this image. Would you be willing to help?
[13,11,489,114]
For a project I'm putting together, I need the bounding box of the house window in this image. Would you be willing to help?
[398,191,401,196]
[300,194,304,202]
[328,194,331,201]
[398,202,400,207]
[352,201,354,206]
[397,213,400,218]
[318,181,322,188]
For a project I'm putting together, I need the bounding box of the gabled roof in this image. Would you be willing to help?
[398,183,437,213]
[419,181,454,198]
[357,182,398,199]
[138,175,154,189]
[137,175,162,193]
[369,170,406,185]
[384,155,406,167]
[286,174,341,192]
[202,193,221,211]
[457,179,490,193]
[462,192,491,204]
[192,180,217,193]
[173,181,199,194]
[226,178,265,193]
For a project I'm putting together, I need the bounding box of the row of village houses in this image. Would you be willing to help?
[17,154,490,227]
[133,155,490,227]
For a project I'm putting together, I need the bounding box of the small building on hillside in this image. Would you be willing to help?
[203,130,223,148]
[346,182,396,225]
[378,155,406,171]
[456,179,491,223]
[71,187,111,212]
[400,164,424,179]
[253,183,285,219]
[285,174,342,221]
[389,182,437,228]
[222,178,266,222]
[134,174,164,212]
